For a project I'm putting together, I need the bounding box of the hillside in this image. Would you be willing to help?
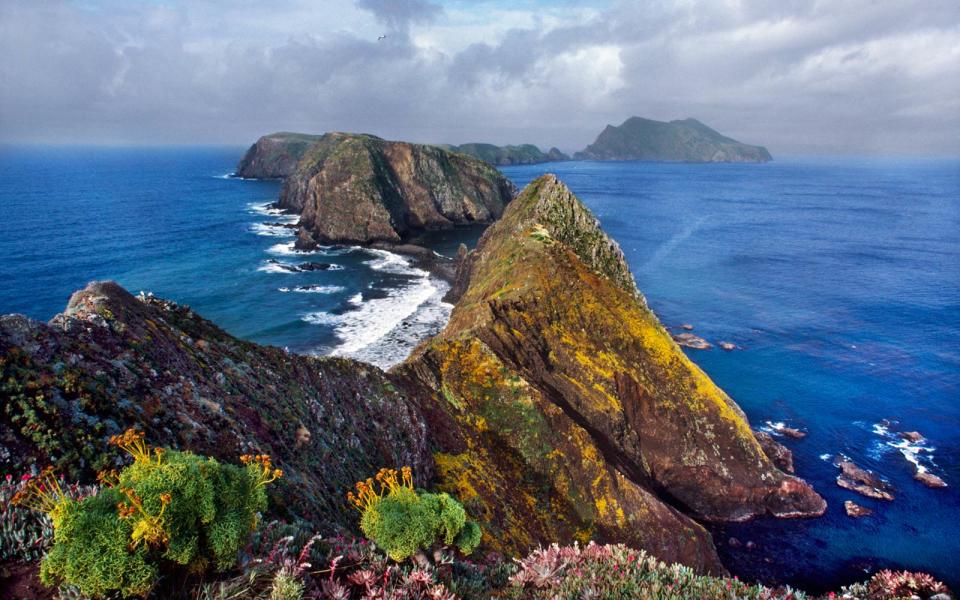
[575,117,773,162]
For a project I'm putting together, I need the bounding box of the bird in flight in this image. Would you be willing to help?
[377,35,387,41]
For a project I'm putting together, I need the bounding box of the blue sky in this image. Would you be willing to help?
[1,0,958,155]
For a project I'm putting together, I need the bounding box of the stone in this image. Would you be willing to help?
[844,500,872,517]
[719,341,737,351]
[673,332,712,350]
[914,471,947,488]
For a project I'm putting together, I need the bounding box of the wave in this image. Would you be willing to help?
[250,223,296,238]
[246,202,298,222]
[278,285,346,294]
[268,242,316,256]
[258,259,344,273]
[871,421,939,475]
[300,248,452,368]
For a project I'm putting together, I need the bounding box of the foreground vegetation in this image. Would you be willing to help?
[0,436,951,599]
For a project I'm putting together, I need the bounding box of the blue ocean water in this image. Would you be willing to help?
[1,146,958,588]
[0,145,476,368]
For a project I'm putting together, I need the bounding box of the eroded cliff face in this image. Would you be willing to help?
[278,133,517,246]
[235,132,325,179]
[0,282,429,531]
[395,175,824,572]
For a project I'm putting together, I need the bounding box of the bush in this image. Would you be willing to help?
[12,429,281,598]
[0,473,97,562]
[348,467,481,562]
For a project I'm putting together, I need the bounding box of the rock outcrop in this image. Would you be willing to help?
[442,143,570,166]
[0,282,430,531]
[235,132,325,179]
[278,133,517,246]
[575,117,772,163]
[395,175,824,574]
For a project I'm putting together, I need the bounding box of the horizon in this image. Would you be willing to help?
[1,0,958,156]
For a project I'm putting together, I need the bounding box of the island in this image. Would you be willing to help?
[574,116,773,162]
[439,142,570,165]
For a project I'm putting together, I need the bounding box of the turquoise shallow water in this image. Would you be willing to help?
[1,146,958,588]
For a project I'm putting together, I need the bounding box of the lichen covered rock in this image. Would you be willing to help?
[397,174,824,572]
[0,281,430,531]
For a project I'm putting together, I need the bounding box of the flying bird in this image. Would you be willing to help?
[377,35,387,41]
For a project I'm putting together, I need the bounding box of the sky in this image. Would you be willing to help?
[1,0,958,155]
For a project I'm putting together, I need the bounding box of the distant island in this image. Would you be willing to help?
[440,142,569,165]
[575,117,772,162]
[235,117,772,180]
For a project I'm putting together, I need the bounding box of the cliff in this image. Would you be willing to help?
[234,132,324,178]
[575,117,773,162]
[442,143,570,166]
[0,282,430,531]
[279,133,517,247]
[395,175,823,572]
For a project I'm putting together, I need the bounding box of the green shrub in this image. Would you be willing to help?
[13,429,281,598]
[348,467,481,562]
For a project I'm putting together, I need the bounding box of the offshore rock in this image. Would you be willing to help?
[0,282,430,531]
[396,174,824,574]
[279,133,517,246]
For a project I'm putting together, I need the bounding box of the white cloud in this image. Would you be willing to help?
[0,0,957,155]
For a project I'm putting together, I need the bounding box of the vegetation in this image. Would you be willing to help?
[347,467,482,562]
[10,429,280,598]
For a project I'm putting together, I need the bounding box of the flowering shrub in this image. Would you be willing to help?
[508,542,810,600]
[0,473,97,562]
[12,429,281,598]
[858,569,950,599]
[348,467,481,562]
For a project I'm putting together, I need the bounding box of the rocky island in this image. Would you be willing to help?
[440,142,569,165]
[575,116,773,162]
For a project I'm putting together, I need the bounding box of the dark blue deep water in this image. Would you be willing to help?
[1,146,958,588]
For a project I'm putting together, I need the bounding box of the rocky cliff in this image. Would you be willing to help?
[0,177,825,576]
[442,143,570,166]
[234,132,325,178]
[395,175,823,572]
[0,282,429,531]
[575,117,772,162]
[278,133,517,247]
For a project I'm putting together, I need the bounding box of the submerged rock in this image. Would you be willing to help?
[844,501,872,518]
[396,175,824,574]
[719,341,737,351]
[914,471,947,488]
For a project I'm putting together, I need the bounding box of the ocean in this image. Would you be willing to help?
[1,146,958,589]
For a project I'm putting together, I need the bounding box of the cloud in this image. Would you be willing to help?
[0,0,957,155]
[356,0,442,32]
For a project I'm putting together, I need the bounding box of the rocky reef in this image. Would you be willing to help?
[394,174,824,573]
[575,117,773,162]
[0,282,429,531]
[440,142,570,165]
[234,132,325,179]
[277,133,517,246]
